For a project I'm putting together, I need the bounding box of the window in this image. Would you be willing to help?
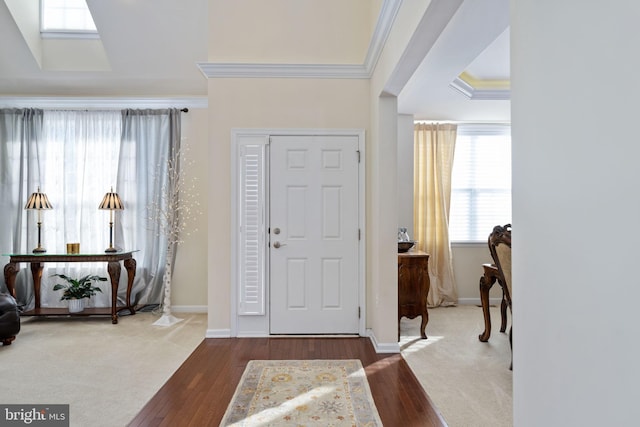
[449,124,511,242]
[39,110,121,257]
[41,0,97,36]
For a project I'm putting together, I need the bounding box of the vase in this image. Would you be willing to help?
[68,299,84,313]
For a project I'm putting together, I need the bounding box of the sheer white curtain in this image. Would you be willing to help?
[413,123,458,307]
[38,110,122,308]
[0,109,44,306]
[0,108,180,311]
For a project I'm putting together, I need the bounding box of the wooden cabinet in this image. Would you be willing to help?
[398,251,430,340]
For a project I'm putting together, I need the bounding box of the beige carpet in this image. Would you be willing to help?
[0,306,511,427]
[220,359,382,426]
[401,305,513,427]
[0,312,207,427]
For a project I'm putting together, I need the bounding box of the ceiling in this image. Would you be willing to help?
[0,0,509,121]
[0,0,208,97]
[397,0,510,121]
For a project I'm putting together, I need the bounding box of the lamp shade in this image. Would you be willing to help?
[98,188,124,210]
[24,187,53,210]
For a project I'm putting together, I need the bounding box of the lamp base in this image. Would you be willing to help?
[105,247,118,253]
[32,247,46,253]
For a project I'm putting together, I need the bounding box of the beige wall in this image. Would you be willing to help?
[207,78,370,333]
[203,0,452,346]
[452,245,501,302]
[171,108,209,309]
[366,0,432,345]
[209,0,374,63]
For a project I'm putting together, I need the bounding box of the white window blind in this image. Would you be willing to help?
[449,124,511,242]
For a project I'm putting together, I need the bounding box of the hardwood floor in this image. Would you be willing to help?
[128,337,447,427]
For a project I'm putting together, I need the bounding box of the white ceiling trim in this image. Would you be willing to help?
[197,0,402,79]
[362,0,402,73]
[449,77,510,100]
[197,63,369,79]
[0,96,208,109]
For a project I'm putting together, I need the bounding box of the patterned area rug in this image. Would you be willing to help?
[220,359,383,426]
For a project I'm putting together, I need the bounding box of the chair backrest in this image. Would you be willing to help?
[488,224,512,305]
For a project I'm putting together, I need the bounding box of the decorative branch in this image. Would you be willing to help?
[147,140,201,326]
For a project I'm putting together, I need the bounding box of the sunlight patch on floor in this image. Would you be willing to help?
[400,335,444,352]
[228,386,336,427]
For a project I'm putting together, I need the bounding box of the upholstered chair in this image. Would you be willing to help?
[488,224,512,367]
[491,225,512,307]
[0,292,20,345]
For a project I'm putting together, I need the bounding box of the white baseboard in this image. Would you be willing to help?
[366,328,400,353]
[236,332,271,338]
[206,329,231,338]
[171,305,208,313]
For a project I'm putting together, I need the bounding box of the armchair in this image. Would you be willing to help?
[479,224,512,368]
[0,292,20,345]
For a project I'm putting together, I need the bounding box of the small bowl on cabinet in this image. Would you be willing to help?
[398,241,416,253]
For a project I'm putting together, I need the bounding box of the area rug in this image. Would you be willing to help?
[220,359,383,426]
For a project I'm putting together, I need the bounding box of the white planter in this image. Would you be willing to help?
[68,299,85,313]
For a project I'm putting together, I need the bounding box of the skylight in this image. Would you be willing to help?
[41,0,97,35]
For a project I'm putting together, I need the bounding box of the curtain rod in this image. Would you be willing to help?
[181,108,189,113]
[414,120,510,125]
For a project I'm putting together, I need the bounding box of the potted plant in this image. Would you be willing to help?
[51,273,107,313]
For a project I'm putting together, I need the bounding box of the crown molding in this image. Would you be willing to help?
[197,62,369,79]
[449,77,510,100]
[0,97,208,109]
[362,0,402,73]
[198,0,402,79]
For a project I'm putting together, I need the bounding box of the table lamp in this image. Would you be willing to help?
[24,187,53,253]
[98,187,124,253]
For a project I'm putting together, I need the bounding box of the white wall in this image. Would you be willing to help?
[366,0,434,347]
[452,244,498,303]
[511,1,640,425]
[397,114,414,237]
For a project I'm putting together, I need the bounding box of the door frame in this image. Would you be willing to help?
[230,128,366,337]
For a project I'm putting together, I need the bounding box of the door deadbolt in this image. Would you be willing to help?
[273,227,281,235]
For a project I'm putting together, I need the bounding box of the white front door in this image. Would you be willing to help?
[269,135,360,334]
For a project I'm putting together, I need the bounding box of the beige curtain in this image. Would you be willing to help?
[413,123,458,307]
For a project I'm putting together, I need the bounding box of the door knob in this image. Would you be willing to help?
[273,241,286,248]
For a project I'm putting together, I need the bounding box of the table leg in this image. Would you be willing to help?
[124,258,136,315]
[479,266,497,342]
[421,270,430,340]
[419,311,428,339]
[107,261,121,324]
[30,262,43,309]
[4,262,18,299]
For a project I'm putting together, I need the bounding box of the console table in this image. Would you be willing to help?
[398,250,430,340]
[3,251,137,324]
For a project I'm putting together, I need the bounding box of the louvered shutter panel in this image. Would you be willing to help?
[238,143,266,315]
